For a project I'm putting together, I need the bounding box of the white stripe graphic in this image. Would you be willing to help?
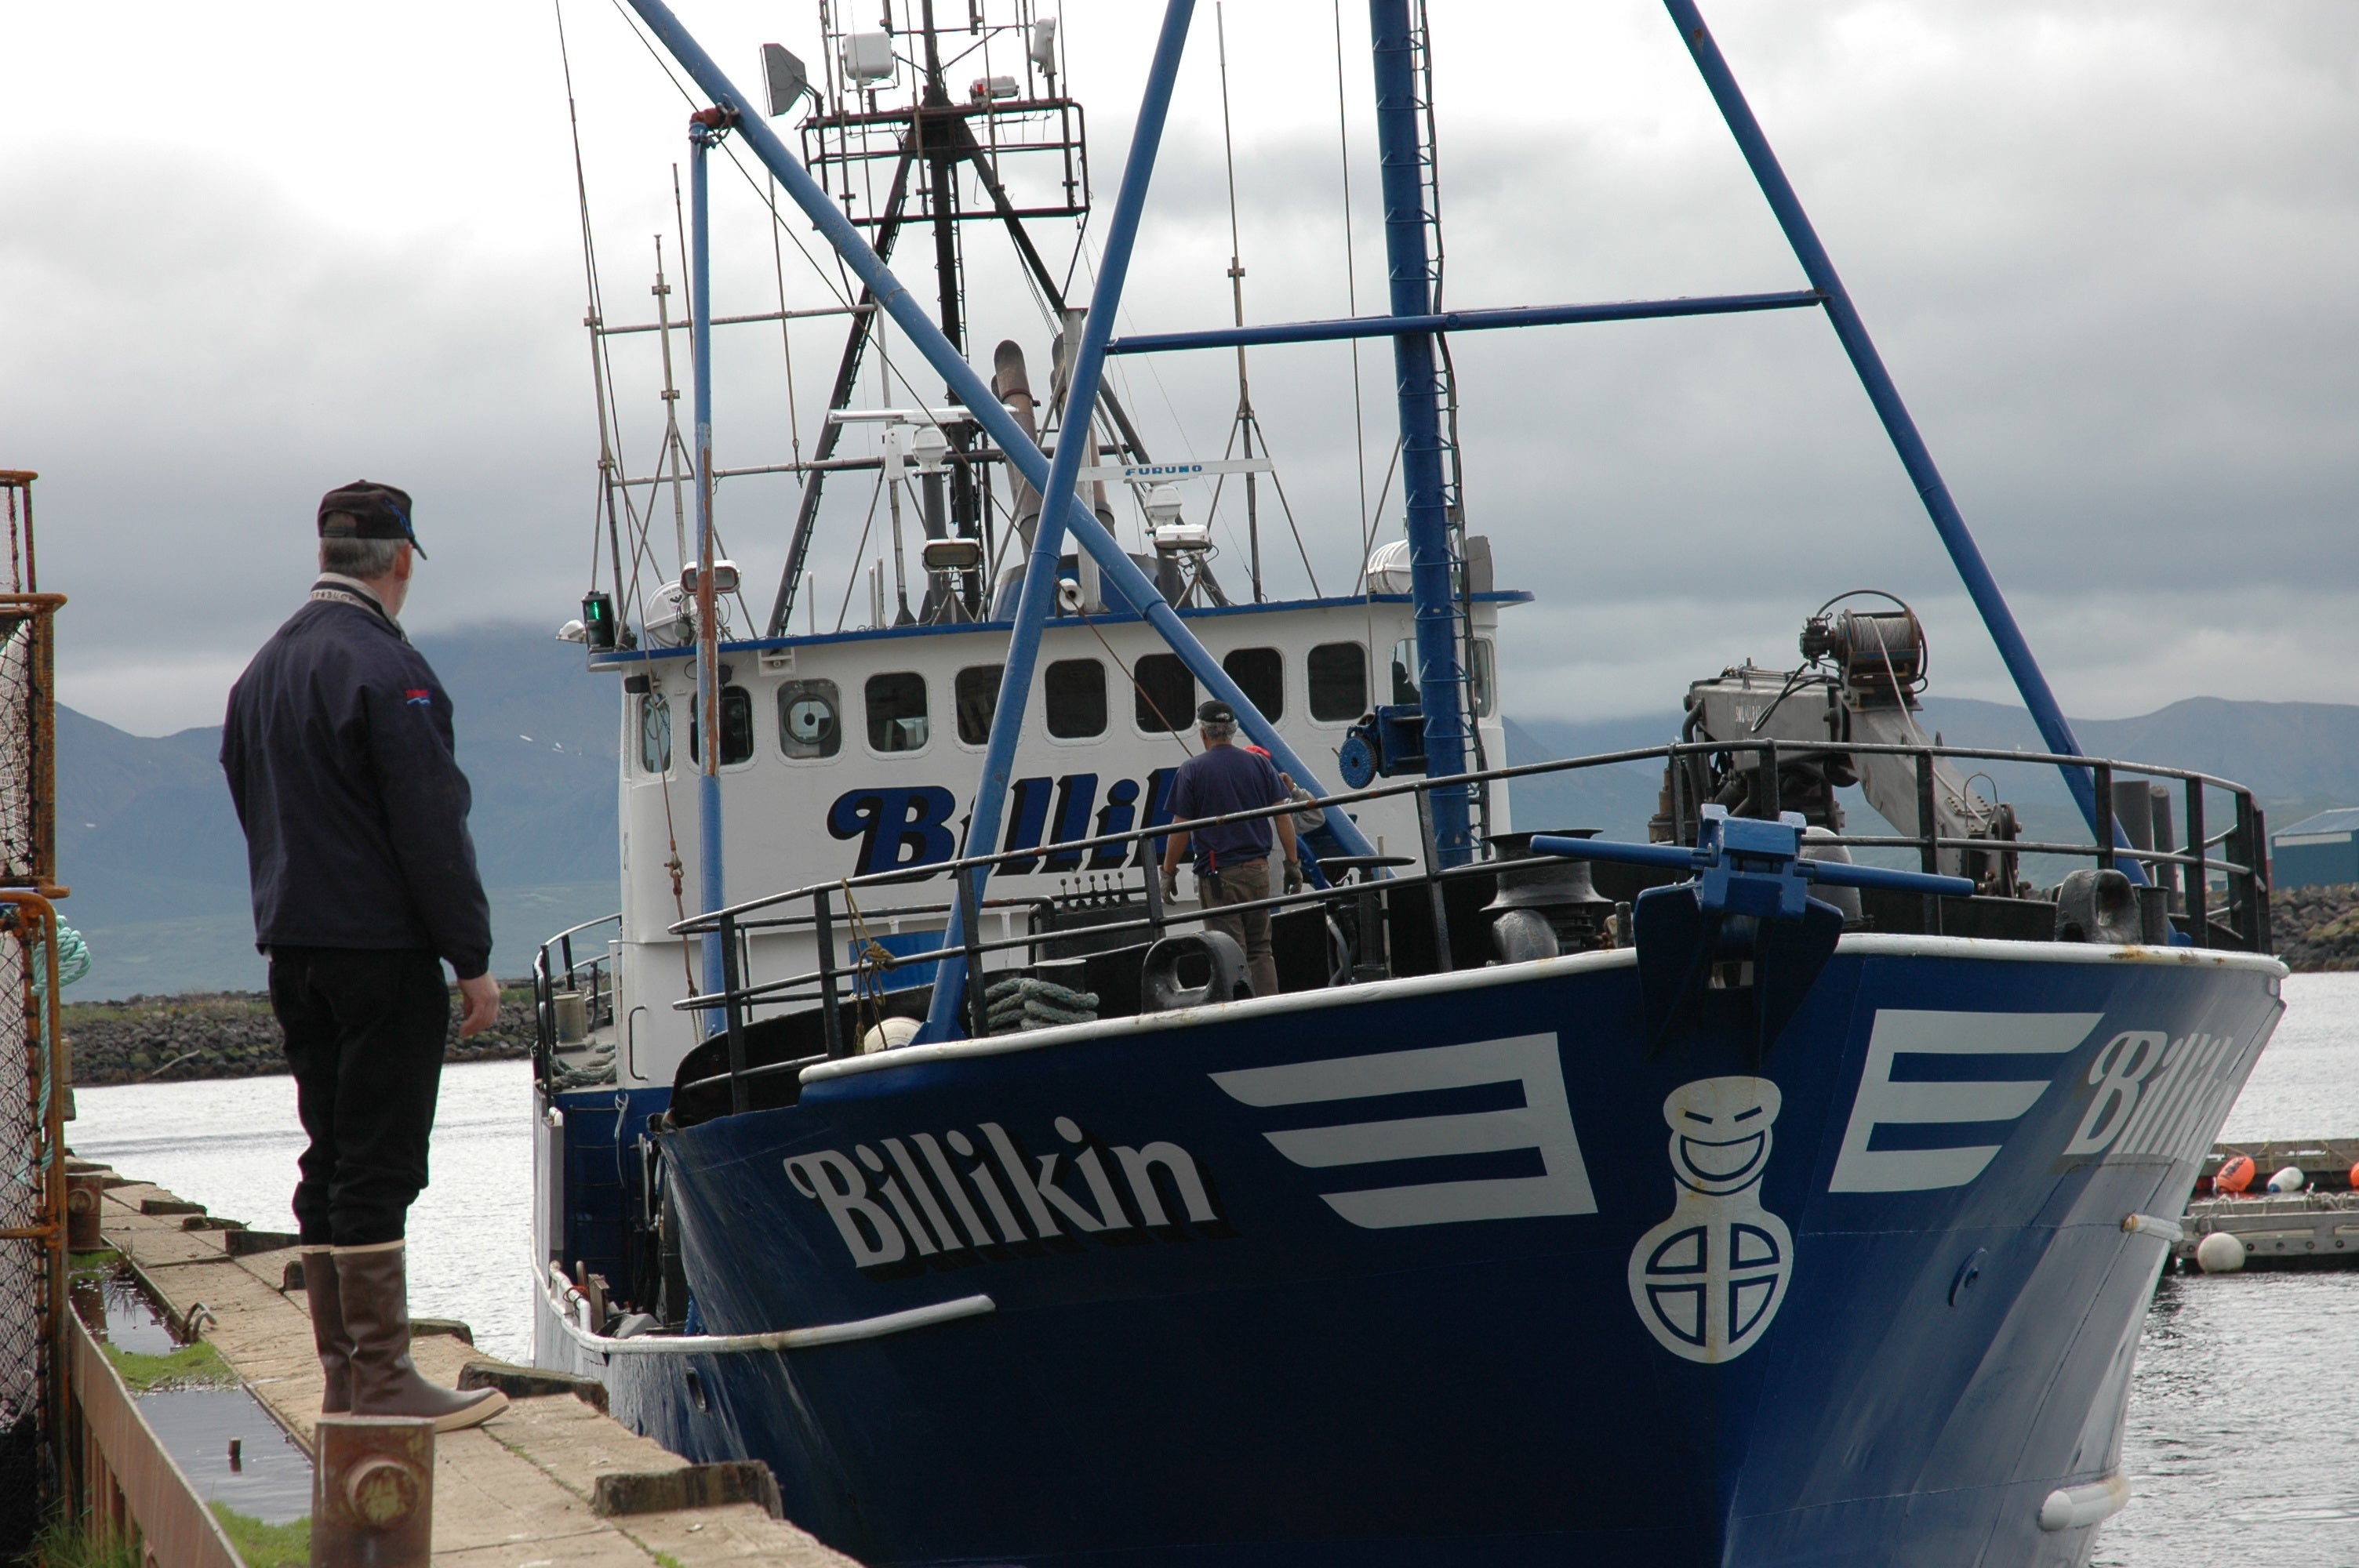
[1829,1011,2100,1193]
[1211,1034,1596,1229]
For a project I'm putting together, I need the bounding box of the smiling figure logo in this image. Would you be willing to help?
[1627,1076,1792,1363]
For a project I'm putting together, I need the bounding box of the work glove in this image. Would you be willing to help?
[1282,859,1304,895]
[1161,868,1181,902]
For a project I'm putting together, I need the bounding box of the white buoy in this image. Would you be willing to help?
[860,1016,921,1054]
[2267,1165,2306,1193]
[2195,1231,2246,1274]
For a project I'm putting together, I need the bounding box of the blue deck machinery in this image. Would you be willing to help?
[630,0,2153,1051]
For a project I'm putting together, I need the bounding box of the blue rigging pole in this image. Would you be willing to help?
[1663,0,2142,877]
[1368,0,1473,866]
[618,0,1382,1040]
[918,0,1198,1042]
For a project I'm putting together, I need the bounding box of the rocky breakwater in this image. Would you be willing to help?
[2273,883,2359,973]
[63,985,536,1086]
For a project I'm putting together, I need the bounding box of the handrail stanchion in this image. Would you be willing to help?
[1140,856,1166,939]
[812,889,845,1058]
[2245,797,2264,953]
[2092,764,2115,872]
[1914,750,1942,935]
[957,870,988,1039]
[720,911,749,1116]
[1415,785,1452,972]
[2185,782,2208,948]
[1759,739,1781,820]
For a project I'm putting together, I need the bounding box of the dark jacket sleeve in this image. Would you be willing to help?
[362,656,495,979]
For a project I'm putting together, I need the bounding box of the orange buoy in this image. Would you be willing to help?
[2348,1160,2358,1192]
[2215,1154,2256,1195]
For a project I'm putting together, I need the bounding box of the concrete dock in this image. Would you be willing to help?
[95,1172,860,1566]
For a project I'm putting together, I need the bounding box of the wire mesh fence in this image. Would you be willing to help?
[0,601,58,891]
[0,909,60,1556]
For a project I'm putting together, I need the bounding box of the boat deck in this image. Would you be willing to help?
[96,1174,858,1566]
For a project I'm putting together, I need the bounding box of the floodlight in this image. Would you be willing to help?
[761,44,812,116]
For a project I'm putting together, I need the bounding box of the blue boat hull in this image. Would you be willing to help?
[546,938,2282,1566]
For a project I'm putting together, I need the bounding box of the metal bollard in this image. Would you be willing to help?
[66,1169,106,1252]
[313,1415,433,1567]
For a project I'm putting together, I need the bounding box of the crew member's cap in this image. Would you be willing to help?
[318,481,425,559]
[1197,699,1235,726]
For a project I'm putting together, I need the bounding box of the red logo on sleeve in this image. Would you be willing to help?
[404,688,433,706]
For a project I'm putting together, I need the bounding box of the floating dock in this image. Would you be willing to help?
[93,1170,858,1566]
[2177,1192,2359,1269]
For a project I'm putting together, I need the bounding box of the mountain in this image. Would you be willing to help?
[57,625,622,998]
[49,623,2359,997]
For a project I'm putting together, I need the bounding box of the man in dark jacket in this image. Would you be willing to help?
[221,480,505,1432]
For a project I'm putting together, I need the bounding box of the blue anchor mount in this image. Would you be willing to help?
[1532,809,1972,1058]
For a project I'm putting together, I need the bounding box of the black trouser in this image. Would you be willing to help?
[268,946,449,1247]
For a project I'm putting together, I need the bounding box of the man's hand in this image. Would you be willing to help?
[456,972,502,1038]
[1282,859,1304,895]
[1161,867,1181,902]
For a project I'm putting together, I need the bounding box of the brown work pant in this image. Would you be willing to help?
[1200,858,1279,998]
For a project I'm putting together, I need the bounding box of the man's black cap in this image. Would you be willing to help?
[1198,699,1235,726]
[318,481,425,559]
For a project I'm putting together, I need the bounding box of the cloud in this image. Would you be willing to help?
[5,0,2356,742]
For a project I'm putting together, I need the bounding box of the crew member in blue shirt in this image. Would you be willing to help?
[220,481,506,1433]
[1158,700,1301,996]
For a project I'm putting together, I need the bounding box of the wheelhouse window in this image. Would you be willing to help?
[1223,647,1283,722]
[1470,637,1497,718]
[1390,638,1421,706]
[1045,658,1107,739]
[638,693,671,775]
[776,679,842,760]
[1132,653,1194,734]
[865,672,930,752]
[955,664,1001,746]
[688,685,755,768]
[1307,641,1368,723]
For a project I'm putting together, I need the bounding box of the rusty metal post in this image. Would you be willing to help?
[314,1415,434,1567]
[66,1169,103,1253]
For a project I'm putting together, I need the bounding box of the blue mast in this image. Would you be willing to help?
[1368,0,1473,866]
[918,0,1198,1040]
[620,0,1381,1040]
[1662,0,2141,875]
[689,110,729,1011]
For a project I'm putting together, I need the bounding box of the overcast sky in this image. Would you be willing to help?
[5,0,2355,737]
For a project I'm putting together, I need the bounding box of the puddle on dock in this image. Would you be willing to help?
[72,1264,314,1525]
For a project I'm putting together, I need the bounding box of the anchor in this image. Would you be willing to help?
[1532,809,1972,1059]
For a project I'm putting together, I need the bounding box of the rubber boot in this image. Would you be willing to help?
[300,1247,354,1415]
[334,1240,507,1432]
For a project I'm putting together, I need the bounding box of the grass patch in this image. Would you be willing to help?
[210,1504,309,1568]
[67,1248,119,1276]
[100,1338,235,1393]
[23,1510,141,1567]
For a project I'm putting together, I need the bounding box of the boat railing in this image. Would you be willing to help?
[532,911,623,1082]
[664,738,2271,1105]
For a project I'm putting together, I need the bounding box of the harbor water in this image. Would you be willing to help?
[67,974,2359,1563]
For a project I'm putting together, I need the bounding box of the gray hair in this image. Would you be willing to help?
[1200,718,1238,742]
[319,532,406,578]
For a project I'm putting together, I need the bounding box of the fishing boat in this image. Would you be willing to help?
[527,4,2286,1563]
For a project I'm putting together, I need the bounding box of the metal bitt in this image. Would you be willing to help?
[920,0,1199,1043]
[1369,0,1472,864]
[1660,0,2143,883]
[690,108,731,1018]
[314,1415,434,1567]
